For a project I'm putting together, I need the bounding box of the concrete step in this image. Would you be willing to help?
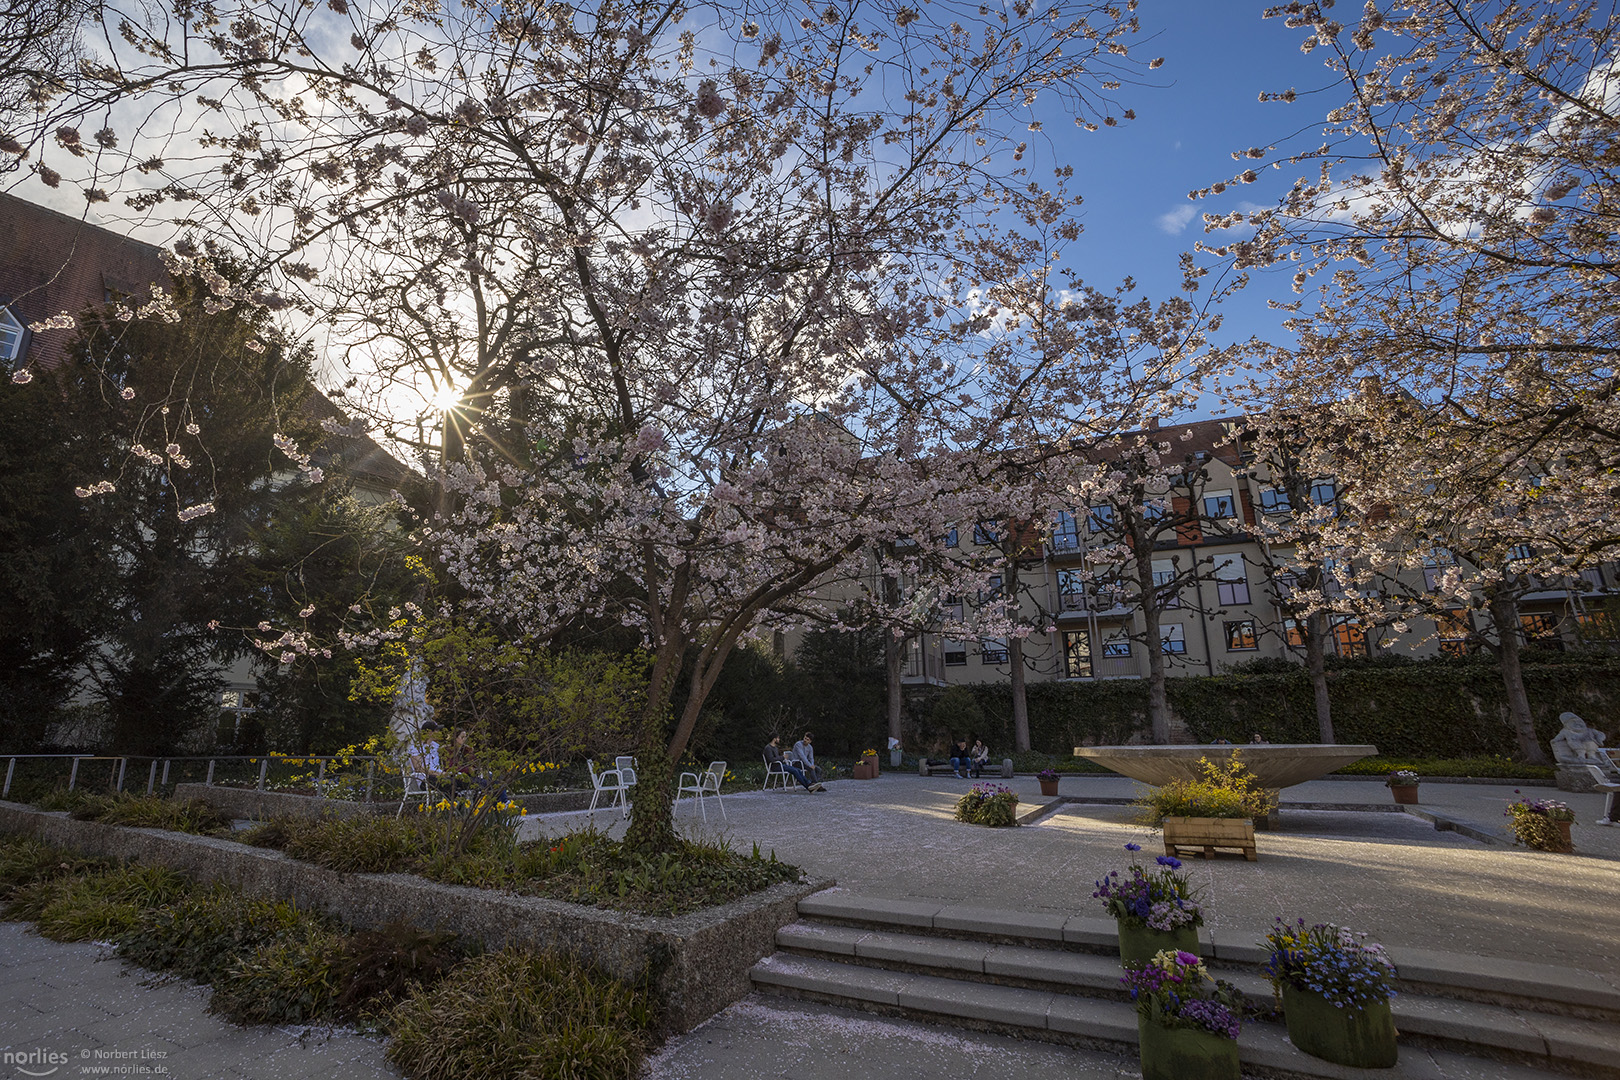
[794,890,1620,1022]
[749,953,1585,1080]
[771,919,1620,1075]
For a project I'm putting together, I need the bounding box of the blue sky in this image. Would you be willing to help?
[1051,1,1334,357]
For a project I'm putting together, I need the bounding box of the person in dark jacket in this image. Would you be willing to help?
[765,735,823,792]
[949,736,973,779]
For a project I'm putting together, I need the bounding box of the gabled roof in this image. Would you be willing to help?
[0,194,169,372]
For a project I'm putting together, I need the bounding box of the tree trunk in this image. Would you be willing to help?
[1304,610,1335,743]
[1005,552,1031,752]
[621,741,674,853]
[1489,595,1549,765]
[1008,634,1031,752]
[885,630,903,750]
[1140,560,1171,744]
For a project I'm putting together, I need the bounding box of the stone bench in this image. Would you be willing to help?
[918,758,1013,779]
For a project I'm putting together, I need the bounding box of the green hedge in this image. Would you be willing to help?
[914,653,1620,760]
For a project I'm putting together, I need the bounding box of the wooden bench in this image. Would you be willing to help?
[918,758,1013,779]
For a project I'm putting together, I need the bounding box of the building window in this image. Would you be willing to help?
[1507,543,1534,564]
[1331,616,1367,656]
[1435,610,1470,656]
[980,637,1008,664]
[1225,620,1258,651]
[1520,613,1560,643]
[1284,618,1306,648]
[980,574,1003,605]
[1151,559,1180,608]
[1310,478,1338,507]
[1087,504,1115,533]
[217,688,258,745]
[941,594,964,623]
[1202,489,1236,520]
[1422,548,1454,592]
[943,639,968,666]
[0,307,23,367]
[1051,511,1080,553]
[1142,499,1166,523]
[942,527,958,548]
[1259,486,1291,514]
[1160,623,1187,654]
[1101,635,1132,658]
[1057,569,1087,612]
[1578,566,1604,592]
[1062,630,1093,678]
[1213,553,1250,606]
[973,520,1001,546]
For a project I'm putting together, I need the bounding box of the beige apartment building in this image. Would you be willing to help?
[897,417,1612,688]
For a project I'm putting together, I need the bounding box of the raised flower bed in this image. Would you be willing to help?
[1124,949,1243,1080]
[1263,918,1398,1068]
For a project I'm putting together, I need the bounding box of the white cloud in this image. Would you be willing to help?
[1156,205,1196,235]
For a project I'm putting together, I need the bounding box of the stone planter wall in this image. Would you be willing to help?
[0,800,826,1033]
[175,783,596,821]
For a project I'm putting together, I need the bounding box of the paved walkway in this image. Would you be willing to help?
[0,923,399,1080]
[532,772,1620,973]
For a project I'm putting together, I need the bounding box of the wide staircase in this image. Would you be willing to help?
[750,891,1620,1079]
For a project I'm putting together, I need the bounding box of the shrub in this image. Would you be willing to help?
[333,921,462,1015]
[953,783,1019,827]
[118,887,326,983]
[31,788,102,813]
[11,864,190,943]
[1333,755,1553,780]
[279,813,429,873]
[210,925,348,1025]
[1136,754,1276,826]
[387,947,655,1080]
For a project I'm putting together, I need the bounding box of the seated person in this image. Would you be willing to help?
[765,735,823,792]
[949,736,974,779]
[791,732,823,783]
[444,727,507,802]
[969,738,990,778]
[406,720,453,797]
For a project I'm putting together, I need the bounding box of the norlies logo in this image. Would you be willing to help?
[2,1048,69,1077]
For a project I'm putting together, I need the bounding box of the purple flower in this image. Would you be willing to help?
[1176,950,1200,965]
[1156,855,1182,869]
[1124,842,1141,852]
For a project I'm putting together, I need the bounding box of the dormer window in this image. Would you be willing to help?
[0,307,23,367]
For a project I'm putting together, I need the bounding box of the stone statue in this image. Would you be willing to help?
[1551,712,1617,771]
[1550,712,1620,795]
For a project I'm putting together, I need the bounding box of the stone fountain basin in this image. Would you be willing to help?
[1071,744,1378,790]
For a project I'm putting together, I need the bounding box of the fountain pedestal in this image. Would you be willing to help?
[1071,744,1378,790]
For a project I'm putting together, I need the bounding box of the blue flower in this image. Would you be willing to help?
[1156,855,1182,869]
[1124,842,1141,852]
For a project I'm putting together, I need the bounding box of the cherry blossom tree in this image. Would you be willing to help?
[3,0,1229,848]
[1206,2,1620,761]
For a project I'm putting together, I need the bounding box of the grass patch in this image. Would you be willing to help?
[243,816,801,915]
[210,924,349,1025]
[1332,756,1555,780]
[387,946,655,1080]
[50,792,234,835]
[9,863,190,942]
[118,886,327,983]
[0,836,109,901]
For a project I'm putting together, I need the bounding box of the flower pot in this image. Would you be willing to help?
[1117,919,1200,968]
[1039,779,1060,796]
[1162,816,1257,861]
[1137,1012,1240,1080]
[1281,983,1398,1068]
[1389,784,1418,805]
[853,760,878,780]
[1557,819,1573,850]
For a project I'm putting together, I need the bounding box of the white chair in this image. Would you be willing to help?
[676,761,727,822]
[588,760,631,816]
[763,752,791,790]
[615,755,639,791]
[396,773,430,817]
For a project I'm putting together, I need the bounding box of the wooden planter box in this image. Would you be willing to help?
[852,760,879,780]
[1163,816,1257,861]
